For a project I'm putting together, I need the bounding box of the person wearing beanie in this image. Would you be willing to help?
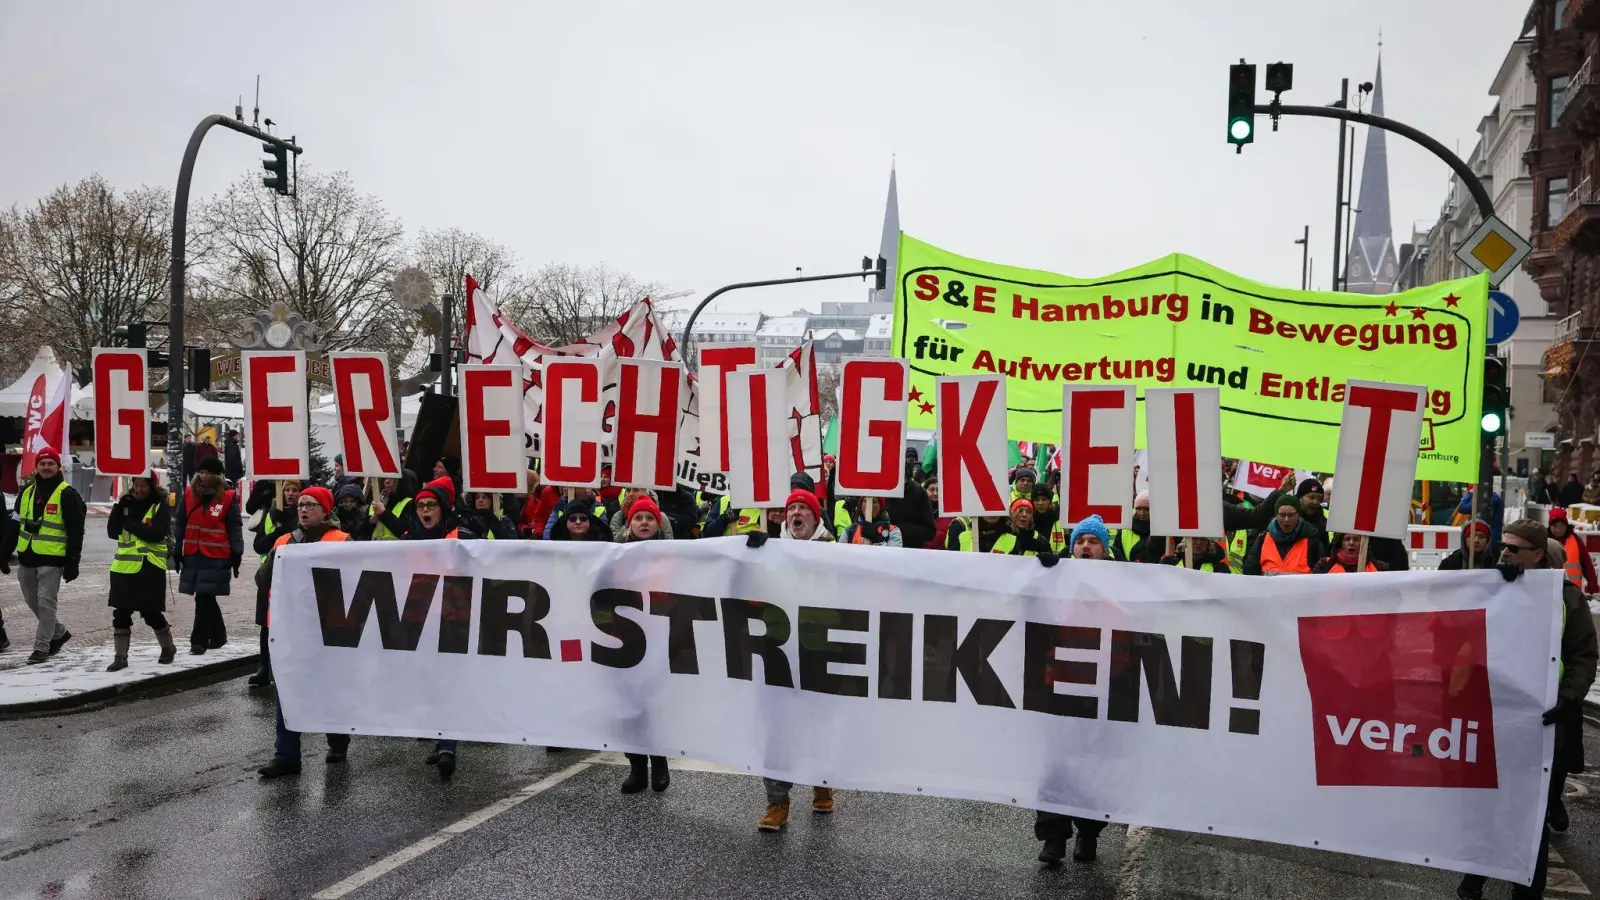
[1003,498,1053,558]
[1158,537,1230,572]
[1312,533,1385,574]
[1454,484,1505,545]
[1242,496,1325,576]
[365,469,418,542]
[1010,467,1037,503]
[885,457,936,548]
[1034,512,1113,866]
[13,447,84,663]
[700,487,764,539]
[609,490,674,795]
[1438,519,1498,571]
[104,472,176,670]
[923,476,955,551]
[254,481,352,779]
[944,511,1014,553]
[461,492,519,541]
[609,489,677,542]
[333,482,368,537]
[1457,520,1596,900]
[842,495,903,547]
[746,488,836,831]
[1546,508,1598,593]
[175,454,242,655]
[543,486,610,538]
[1109,491,1160,563]
[248,478,303,687]
[550,496,609,543]
[1031,484,1061,550]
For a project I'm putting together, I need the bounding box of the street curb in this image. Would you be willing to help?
[0,652,259,718]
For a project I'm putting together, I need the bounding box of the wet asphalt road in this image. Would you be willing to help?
[3,677,1600,900]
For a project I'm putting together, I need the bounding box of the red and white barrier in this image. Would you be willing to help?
[1407,525,1459,571]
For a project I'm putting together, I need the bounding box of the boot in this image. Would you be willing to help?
[1038,836,1067,865]
[1073,830,1098,863]
[247,667,272,687]
[650,755,670,792]
[257,759,302,778]
[424,750,441,766]
[0,626,10,652]
[620,754,649,794]
[49,630,71,655]
[154,628,176,665]
[106,629,131,672]
[1550,795,1570,833]
[812,787,834,814]
[758,804,791,832]
[1455,875,1485,900]
[437,751,456,781]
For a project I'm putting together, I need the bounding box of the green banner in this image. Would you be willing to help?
[891,234,1490,482]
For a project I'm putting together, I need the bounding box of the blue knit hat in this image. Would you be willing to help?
[1069,514,1110,549]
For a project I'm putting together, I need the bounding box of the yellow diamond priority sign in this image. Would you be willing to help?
[1454,215,1531,287]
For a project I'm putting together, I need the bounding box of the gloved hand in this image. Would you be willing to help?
[1544,696,1576,726]
[63,563,79,583]
[1037,551,1059,568]
[231,555,242,578]
[1158,554,1180,566]
[864,523,889,545]
[745,531,768,549]
[1497,562,1523,582]
[173,555,183,573]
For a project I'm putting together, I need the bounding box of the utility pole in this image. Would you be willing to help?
[1295,225,1309,290]
[168,114,301,545]
[440,294,455,397]
[681,257,886,371]
[1331,79,1349,291]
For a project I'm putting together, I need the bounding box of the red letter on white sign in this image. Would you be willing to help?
[935,376,1008,517]
[1059,385,1135,529]
[725,369,790,509]
[92,348,149,478]
[614,359,682,491]
[1328,380,1425,539]
[1145,388,1223,537]
[329,352,400,478]
[542,359,603,488]
[459,364,527,493]
[697,344,759,473]
[837,359,907,497]
[242,351,308,479]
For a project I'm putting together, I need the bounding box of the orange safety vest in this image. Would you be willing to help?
[267,528,350,625]
[1564,533,1585,588]
[183,487,237,559]
[1324,561,1378,574]
[1260,536,1311,574]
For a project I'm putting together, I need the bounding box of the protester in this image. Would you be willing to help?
[1527,468,1549,506]
[520,469,559,538]
[597,465,624,510]
[701,490,762,538]
[1158,537,1228,572]
[432,457,463,508]
[1547,508,1599,593]
[464,492,519,540]
[0,489,14,652]
[1006,498,1053,557]
[614,493,673,795]
[224,429,245,485]
[1010,467,1036,503]
[1311,533,1384,573]
[1296,478,1328,536]
[247,479,300,687]
[194,433,220,473]
[105,472,176,670]
[1586,471,1600,507]
[609,489,676,541]
[1455,486,1505,544]
[1035,513,1113,865]
[749,489,836,830]
[550,497,610,543]
[1559,472,1585,508]
[14,448,83,663]
[1457,521,1596,900]
[328,454,362,493]
[366,470,417,541]
[904,446,925,484]
[175,457,242,654]
[1110,492,1158,563]
[842,497,902,547]
[333,483,368,536]
[544,486,609,537]
[924,476,954,550]
[404,477,479,779]
[944,514,1012,553]
[1438,520,1496,571]
[1242,497,1325,575]
[255,485,352,778]
[884,455,936,548]
[1030,484,1060,545]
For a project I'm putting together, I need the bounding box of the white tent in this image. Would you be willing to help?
[0,346,69,417]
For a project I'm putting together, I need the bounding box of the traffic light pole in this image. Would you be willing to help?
[168,115,301,542]
[680,257,885,371]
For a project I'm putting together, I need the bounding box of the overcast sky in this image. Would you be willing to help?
[0,0,1533,319]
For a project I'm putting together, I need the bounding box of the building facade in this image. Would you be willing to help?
[669,300,894,367]
[1527,0,1600,475]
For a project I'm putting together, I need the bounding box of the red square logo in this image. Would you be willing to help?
[560,639,583,662]
[1299,609,1497,788]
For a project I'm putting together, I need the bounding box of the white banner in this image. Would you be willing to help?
[272,540,1559,883]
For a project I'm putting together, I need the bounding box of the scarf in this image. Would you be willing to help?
[1334,543,1361,569]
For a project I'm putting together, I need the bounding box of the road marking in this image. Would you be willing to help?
[1113,825,1152,900]
[310,756,598,899]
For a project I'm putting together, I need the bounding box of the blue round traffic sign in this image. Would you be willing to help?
[1488,290,1519,345]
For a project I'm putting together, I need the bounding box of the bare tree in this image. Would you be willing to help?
[0,175,178,379]
[411,227,517,341]
[193,169,410,358]
[816,364,842,421]
[500,262,663,346]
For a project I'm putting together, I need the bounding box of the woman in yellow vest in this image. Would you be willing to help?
[1312,533,1385,573]
[1158,537,1229,572]
[105,472,177,670]
[1243,497,1326,575]
[365,469,417,541]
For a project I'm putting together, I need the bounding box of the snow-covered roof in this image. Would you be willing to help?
[691,313,763,334]
[758,316,810,338]
[811,328,862,341]
[866,314,892,339]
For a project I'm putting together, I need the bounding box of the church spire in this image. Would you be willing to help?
[1344,54,1398,293]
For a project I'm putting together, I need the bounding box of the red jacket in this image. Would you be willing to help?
[520,486,560,539]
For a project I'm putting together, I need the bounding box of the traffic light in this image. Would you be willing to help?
[262,142,290,195]
[1227,63,1257,150]
[1481,355,1507,436]
[113,323,147,348]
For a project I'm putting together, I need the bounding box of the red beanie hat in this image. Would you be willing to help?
[300,485,334,515]
[625,494,662,525]
[1550,507,1569,523]
[1009,496,1034,515]
[34,447,60,467]
[416,477,456,509]
[785,489,822,522]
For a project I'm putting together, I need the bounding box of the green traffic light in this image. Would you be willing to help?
[1229,118,1253,142]
[1481,411,1502,433]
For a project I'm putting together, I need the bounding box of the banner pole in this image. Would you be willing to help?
[1185,539,1194,569]
[1466,488,1480,570]
[1356,535,1369,573]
